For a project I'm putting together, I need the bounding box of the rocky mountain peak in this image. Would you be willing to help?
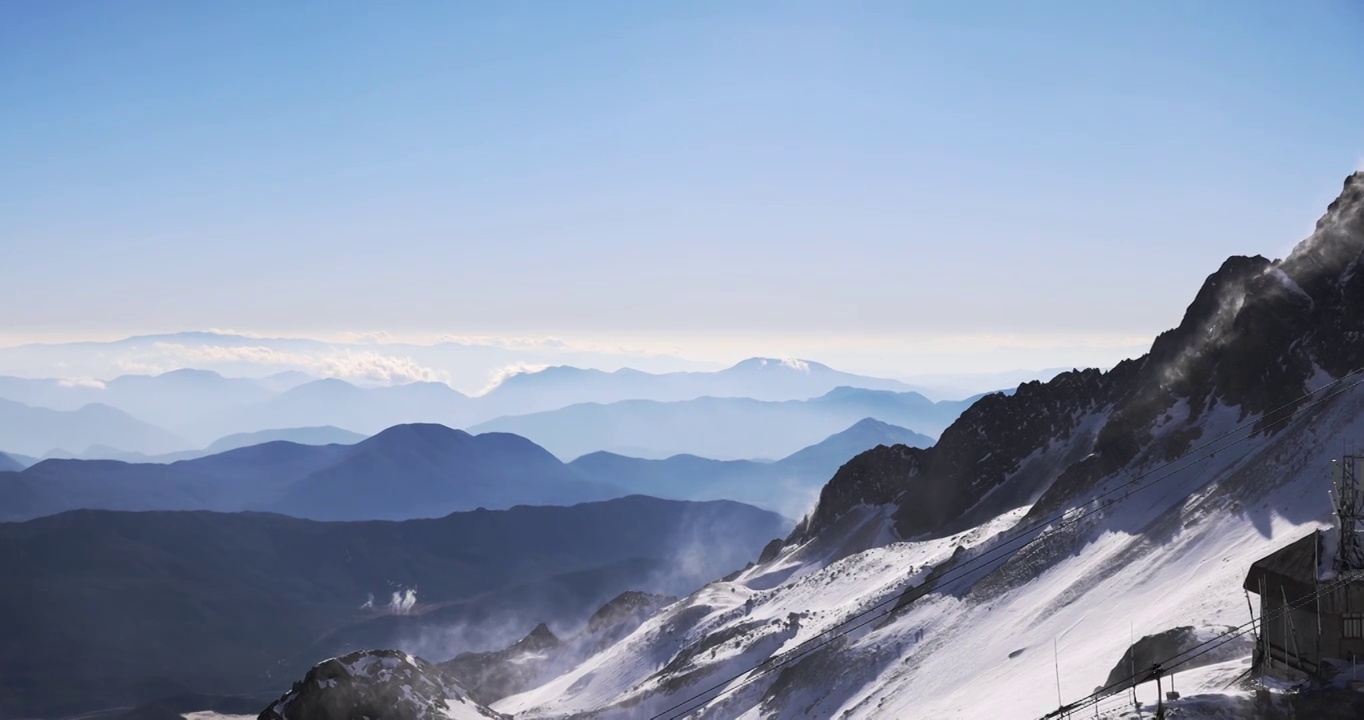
[790,174,1364,547]
[258,649,504,720]
[514,622,561,652]
[585,590,677,634]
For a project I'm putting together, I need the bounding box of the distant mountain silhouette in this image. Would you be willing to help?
[203,425,365,454]
[568,418,932,517]
[478,357,923,415]
[2,441,352,521]
[35,425,366,464]
[102,368,277,427]
[267,424,624,521]
[0,452,22,473]
[0,497,790,718]
[777,417,933,472]
[190,379,473,440]
[0,424,624,522]
[472,387,971,461]
[0,359,982,451]
[0,369,276,424]
[0,398,192,457]
[258,370,317,392]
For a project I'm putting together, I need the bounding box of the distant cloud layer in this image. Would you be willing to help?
[130,342,450,385]
[0,327,1156,395]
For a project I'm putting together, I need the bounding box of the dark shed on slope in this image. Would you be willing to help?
[1245,530,1364,681]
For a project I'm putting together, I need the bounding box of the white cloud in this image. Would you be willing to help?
[56,377,106,389]
[474,362,550,396]
[203,328,267,339]
[334,330,394,345]
[141,342,451,385]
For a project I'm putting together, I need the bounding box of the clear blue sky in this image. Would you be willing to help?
[2,1,1362,374]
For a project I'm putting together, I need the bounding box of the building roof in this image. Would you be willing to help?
[1244,530,1321,599]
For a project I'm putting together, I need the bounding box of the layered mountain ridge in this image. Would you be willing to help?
[0,423,624,522]
[567,418,932,516]
[0,357,949,455]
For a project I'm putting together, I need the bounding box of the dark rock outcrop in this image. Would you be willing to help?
[792,173,1364,545]
[440,591,675,705]
[1098,625,1252,695]
[259,650,504,720]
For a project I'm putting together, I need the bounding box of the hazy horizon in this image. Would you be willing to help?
[0,326,1097,400]
[5,2,1362,381]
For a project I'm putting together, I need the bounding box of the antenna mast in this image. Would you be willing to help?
[1336,454,1364,573]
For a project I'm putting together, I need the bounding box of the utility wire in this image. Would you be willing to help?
[1040,571,1361,719]
[643,368,1364,720]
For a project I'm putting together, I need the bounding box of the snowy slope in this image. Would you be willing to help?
[496,389,1364,719]
[487,175,1364,718]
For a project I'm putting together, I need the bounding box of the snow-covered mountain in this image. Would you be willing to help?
[284,173,1364,719]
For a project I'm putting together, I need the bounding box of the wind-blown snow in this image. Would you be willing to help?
[494,387,1364,719]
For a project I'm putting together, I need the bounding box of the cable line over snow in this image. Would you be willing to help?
[643,368,1364,720]
[1038,571,1363,719]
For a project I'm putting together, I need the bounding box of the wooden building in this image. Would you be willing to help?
[1244,455,1364,683]
[1243,530,1364,680]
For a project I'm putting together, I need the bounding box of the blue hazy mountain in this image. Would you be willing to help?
[478,357,929,415]
[471,387,972,461]
[38,426,368,464]
[188,379,474,441]
[0,496,790,718]
[265,424,624,521]
[0,452,22,473]
[568,418,932,517]
[0,369,274,420]
[0,424,623,522]
[0,398,192,458]
[203,425,366,454]
[0,359,942,449]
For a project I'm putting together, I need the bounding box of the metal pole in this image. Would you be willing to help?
[1153,663,1165,720]
[1262,576,1273,674]
[1130,622,1138,708]
[1316,532,1324,668]
[1054,636,1063,711]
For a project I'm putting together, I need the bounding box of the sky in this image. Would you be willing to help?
[2,1,1363,378]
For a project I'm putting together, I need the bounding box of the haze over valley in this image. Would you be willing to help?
[4,3,1363,719]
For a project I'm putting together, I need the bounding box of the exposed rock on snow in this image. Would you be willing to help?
[440,591,676,705]
[1099,625,1253,694]
[257,649,504,720]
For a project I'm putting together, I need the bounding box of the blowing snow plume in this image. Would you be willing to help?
[389,588,418,615]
